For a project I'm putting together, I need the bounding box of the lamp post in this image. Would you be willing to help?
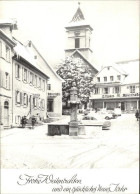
[69,82,80,136]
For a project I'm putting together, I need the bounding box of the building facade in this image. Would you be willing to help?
[12,39,49,126]
[0,20,17,128]
[0,19,63,128]
[89,60,139,112]
[25,41,63,117]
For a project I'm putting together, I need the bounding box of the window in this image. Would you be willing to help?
[104,77,107,82]
[95,88,99,94]
[4,101,9,109]
[110,76,114,81]
[47,84,51,90]
[117,75,121,80]
[15,64,20,79]
[5,72,10,89]
[33,97,37,108]
[43,80,45,91]
[104,88,108,94]
[39,78,41,88]
[15,91,22,104]
[75,38,80,48]
[130,86,135,93]
[23,93,28,106]
[97,77,100,82]
[35,75,37,87]
[30,72,34,85]
[6,46,10,62]
[89,38,90,47]
[47,99,53,112]
[114,86,120,93]
[23,69,27,82]
[40,99,45,110]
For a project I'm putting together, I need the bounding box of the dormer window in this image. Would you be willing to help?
[110,76,114,81]
[117,75,121,80]
[75,38,80,48]
[97,77,100,82]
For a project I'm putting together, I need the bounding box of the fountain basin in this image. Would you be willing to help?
[47,122,102,136]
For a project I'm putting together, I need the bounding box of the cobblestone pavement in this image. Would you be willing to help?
[1,114,139,169]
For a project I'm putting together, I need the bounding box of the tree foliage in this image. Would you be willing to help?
[57,56,94,107]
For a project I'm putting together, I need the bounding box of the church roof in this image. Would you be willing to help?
[71,49,99,73]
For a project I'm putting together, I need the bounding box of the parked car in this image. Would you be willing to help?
[99,110,118,120]
[84,108,91,115]
[77,109,84,114]
[62,109,70,115]
[87,110,117,120]
[80,115,111,129]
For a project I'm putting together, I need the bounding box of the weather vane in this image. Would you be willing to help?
[78,2,80,7]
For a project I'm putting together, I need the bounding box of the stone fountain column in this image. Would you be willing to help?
[69,82,79,136]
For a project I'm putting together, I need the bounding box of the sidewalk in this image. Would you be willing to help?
[0,124,47,138]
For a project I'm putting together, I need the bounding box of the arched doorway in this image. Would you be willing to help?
[4,101,9,126]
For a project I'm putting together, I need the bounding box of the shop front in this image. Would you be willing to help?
[90,97,139,112]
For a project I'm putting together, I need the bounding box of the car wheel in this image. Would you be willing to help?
[105,116,110,120]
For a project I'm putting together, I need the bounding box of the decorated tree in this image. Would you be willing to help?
[57,56,94,109]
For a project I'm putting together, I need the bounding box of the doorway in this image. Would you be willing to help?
[121,102,125,111]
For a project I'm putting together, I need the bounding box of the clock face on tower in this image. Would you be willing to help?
[74,31,80,36]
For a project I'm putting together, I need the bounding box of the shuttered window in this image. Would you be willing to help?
[15,63,20,79]
[15,91,20,104]
[23,68,28,82]
[34,75,37,87]
[33,97,37,108]
[6,46,10,62]
[5,72,10,90]
[23,93,28,106]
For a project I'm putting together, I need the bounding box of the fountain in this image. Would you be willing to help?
[47,83,103,136]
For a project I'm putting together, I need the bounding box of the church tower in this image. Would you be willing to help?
[65,3,93,61]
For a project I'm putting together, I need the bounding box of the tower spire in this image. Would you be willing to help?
[70,2,85,22]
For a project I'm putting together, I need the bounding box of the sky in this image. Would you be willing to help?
[0,0,139,69]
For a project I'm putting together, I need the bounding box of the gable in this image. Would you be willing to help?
[25,42,63,82]
[97,66,121,77]
[71,50,98,75]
